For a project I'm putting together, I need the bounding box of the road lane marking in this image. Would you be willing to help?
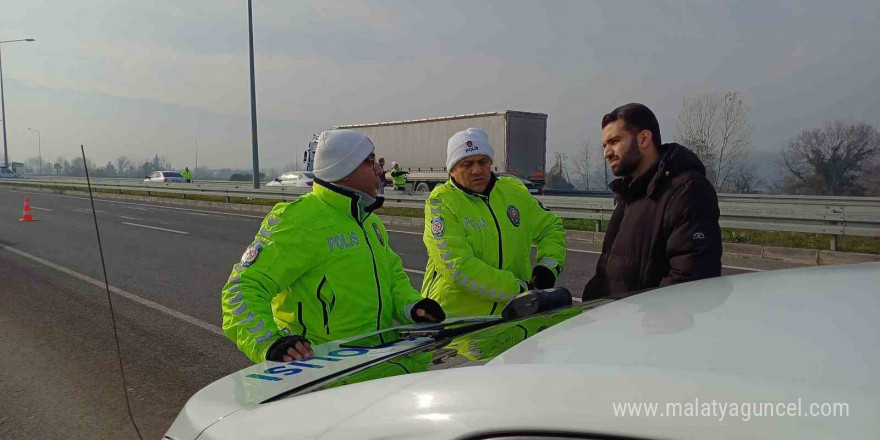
[119,216,142,221]
[121,222,189,235]
[3,190,768,273]
[30,206,53,211]
[0,187,267,219]
[72,207,107,214]
[0,244,223,336]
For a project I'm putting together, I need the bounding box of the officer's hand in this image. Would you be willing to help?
[411,298,446,323]
[266,335,314,362]
[530,265,557,290]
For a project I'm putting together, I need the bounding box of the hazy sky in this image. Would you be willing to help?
[2,0,878,171]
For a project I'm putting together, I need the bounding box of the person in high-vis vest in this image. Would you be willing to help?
[421,128,567,317]
[390,162,409,190]
[182,167,193,182]
[222,129,446,363]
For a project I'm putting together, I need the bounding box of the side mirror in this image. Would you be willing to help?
[501,287,572,320]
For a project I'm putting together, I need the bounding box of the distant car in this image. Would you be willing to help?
[0,166,20,179]
[166,263,880,440]
[143,171,187,183]
[266,171,315,188]
[497,173,542,194]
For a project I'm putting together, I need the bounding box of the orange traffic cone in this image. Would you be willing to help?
[20,196,35,222]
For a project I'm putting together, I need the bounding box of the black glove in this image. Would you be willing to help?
[410,298,446,323]
[502,287,573,320]
[266,335,312,361]
[530,265,557,290]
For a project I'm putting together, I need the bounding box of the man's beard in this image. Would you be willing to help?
[610,137,641,177]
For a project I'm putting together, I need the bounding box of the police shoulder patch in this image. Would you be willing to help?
[430,216,446,238]
[240,242,262,267]
[506,205,521,227]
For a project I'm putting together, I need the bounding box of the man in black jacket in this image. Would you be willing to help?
[583,103,722,300]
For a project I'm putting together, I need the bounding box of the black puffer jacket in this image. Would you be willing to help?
[583,143,722,300]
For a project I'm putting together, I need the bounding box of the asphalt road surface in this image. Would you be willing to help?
[0,188,798,439]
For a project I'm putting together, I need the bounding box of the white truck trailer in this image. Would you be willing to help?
[330,111,548,192]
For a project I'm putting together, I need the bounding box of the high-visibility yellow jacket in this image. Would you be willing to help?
[421,174,567,317]
[222,181,423,362]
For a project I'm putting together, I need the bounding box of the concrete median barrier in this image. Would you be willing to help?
[762,246,819,265]
[818,250,880,266]
[723,243,763,256]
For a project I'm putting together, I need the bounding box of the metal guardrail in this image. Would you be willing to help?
[3,178,879,250]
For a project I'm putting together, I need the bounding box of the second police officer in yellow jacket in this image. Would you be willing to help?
[421,128,567,317]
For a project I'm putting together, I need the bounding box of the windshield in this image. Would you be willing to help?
[163,172,183,177]
[301,306,586,396]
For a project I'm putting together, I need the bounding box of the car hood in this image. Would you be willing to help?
[182,364,875,440]
[167,264,880,440]
[166,306,592,440]
[165,325,442,440]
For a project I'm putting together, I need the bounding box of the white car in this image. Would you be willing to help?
[144,170,187,183]
[266,171,315,188]
[0,166,20,179]
[166,263,879,440]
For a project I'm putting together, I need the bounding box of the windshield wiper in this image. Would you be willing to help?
[400,287,574,340]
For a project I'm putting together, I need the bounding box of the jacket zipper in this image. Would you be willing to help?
[481,196,502,314]
[316,276,330,335]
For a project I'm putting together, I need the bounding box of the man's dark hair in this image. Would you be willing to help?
[601,103,662,147]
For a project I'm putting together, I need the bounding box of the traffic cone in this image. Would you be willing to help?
[20,196,35,222]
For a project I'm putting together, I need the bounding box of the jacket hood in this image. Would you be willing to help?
[659,143,706,177]
[610,143,707,200]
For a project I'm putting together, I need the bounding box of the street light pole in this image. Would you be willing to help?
[192,136,198,180]
[0,38,36,168]
[27,127,40,175]
[247,0,260,189]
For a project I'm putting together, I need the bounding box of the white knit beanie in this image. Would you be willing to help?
[446,128,494,171]
[313,129,375,182]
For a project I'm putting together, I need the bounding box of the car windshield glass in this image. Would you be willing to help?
[295,304,592,398]
[301,172,315,178]
[163,172,183,177]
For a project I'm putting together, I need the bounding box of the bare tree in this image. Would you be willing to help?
[729,160,764,194]
[778,120,880,196]
[865,163,880,196]
[675,91,752,191]
[570,140,595,191]
[546,152,574,189]
[116,155,133,177]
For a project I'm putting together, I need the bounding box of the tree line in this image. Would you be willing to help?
[24,154,287,182]
[547,91,880,196]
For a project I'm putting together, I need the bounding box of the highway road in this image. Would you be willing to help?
[0,188,795,439]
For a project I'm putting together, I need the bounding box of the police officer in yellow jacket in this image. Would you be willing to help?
[421,128,567,317]
[222,129,445,363]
